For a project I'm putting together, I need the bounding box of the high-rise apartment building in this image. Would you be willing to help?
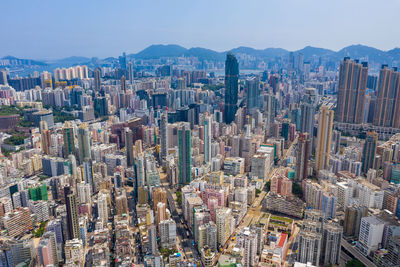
[296,133,310,181]
[343,205,368,238]
[336,57,368,124]
[320,223,342,266]
[178,122,192,184]
[63,122,75,157]
[216,207,232,247]
[83,159,94,192]
[246,77,259,110]
[224,53,239,124]
[361,131,378,174]
[128,62,134,83]
[297,230,321,266]
[64,186,80,240]
[125,128,134,167]
[357,216,385,256]
[94,68,101,92]
[77,123,91,163]
[160,110,168,163]
[374,65,400,128]
[204,115,212,164]
[41,129,51,155]
[159,219,176,250]
[300,88,317,136]
[121,75,126,93]
[153,187,167,211]
[315,106,334,171]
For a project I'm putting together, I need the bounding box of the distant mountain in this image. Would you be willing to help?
[294,46,334,59]
[262,48,289,58]
[1,56,46,66]
[185,47,225,61]
[131,44,187,59]
[51,56,91,65]
[5,44,400,71]
[229,46,289,59]
[336,44,388,63]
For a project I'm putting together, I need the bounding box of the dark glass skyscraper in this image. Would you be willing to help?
[224,53,239,124]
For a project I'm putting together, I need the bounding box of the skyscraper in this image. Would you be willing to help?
[64,186,80,240]
[121,75,126,93]
[63,122,75,157]
[373,65,400,128]
[297,230,321,266]
[125,128,134,167]
[246,77,259,110]
[216,208,232,247]
[321,223,342,265]
[315,106,334,171]
[361,131,378,174]
[178,122,192,185]
[41,129,51,155]
[336,58,368,124]
[204,115,212,164]
[296,133,310,181]
[160,110,168,163]
[119,52,127,70]
[297,53,304,72]
[136,154,145,187]
[224,53,239,124]
[77,123,91,163]
[83,159,94,192]
[300,88,317,136]
[128,62,134,84]
[0,70,7,85]
[93,68,101,92]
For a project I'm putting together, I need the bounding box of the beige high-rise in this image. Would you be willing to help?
[336,58,368,124]
[315,106,334,171]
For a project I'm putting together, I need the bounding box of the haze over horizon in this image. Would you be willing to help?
[1,0,399,59]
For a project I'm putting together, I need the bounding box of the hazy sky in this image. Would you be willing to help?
[1,0,399,59]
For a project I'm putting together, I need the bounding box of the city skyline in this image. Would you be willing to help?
[1,0,400,59]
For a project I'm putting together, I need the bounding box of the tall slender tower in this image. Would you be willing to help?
[64,186,80,240]
[125,128,134,167]
[77,123,91,163]
[336,58,368,124]
[83,158,94,192]
[315,106,334,171]
[160,110,168,163]
[128,62,134,84]
[178,122,192,185]
[246,77,259,110]
[41,129,51,155]
[63,122,75,157]
[361,131,378,174]
[204,115,212,164]
[94,68,101,92]
[224,53,239,124]
[296,133,310,181]
[121,75,127,93]
[373,65,400,128]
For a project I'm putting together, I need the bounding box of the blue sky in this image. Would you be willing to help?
[1,0,399,59]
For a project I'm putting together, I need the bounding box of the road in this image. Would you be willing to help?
[341,240,376,267]
[164,186,201,265]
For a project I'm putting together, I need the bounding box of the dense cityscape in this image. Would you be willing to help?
[1,2,400,266]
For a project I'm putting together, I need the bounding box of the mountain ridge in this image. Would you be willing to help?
[3,44,400,67]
